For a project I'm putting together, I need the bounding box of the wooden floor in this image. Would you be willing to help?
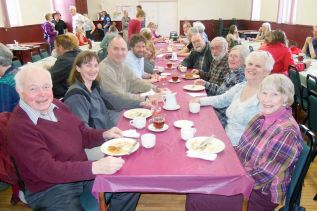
[0,160,316,211]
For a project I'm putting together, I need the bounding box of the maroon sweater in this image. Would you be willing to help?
[7,99,104,193]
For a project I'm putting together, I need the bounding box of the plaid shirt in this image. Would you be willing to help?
[181,43,212,73]
[0,66,19,112]
[199,53,230,86]
[235,108,303,204]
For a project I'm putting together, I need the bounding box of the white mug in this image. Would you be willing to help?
[130,117,146,129]
[158,66,164,73]
[189,102,200,113]
[179,66,187,73]
[181,127,197,141]
[141,133,156,148]
[171,52,177,60]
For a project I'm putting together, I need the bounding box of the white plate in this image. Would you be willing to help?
[168,79,181,83]
[173,120,194,128]
[160,72,171,76]
[170,58,178,61]
[100,138,140,156]
[163,104,180,111]
[148,123,169,132]
[181,74,200,80]
[183,85,205,91]
[186,136,225,154]
[123,108,152,119]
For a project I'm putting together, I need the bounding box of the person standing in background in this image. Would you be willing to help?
[83,13,96,40]
[128,10,145,40]
[69,6,90,33]
[103,11,112,33]
[52,12,67,35]
[42,13,58,55]
[121,10,131,42]
[136,5,145,28]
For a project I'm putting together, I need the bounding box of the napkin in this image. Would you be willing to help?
[187,93,207,97]
[186,150,217,161]
[140,89,156,97]
[123,129,140,138]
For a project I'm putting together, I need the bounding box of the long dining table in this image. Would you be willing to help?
[92,41,255,211]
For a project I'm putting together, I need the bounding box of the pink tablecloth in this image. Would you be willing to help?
[92,44,254,199]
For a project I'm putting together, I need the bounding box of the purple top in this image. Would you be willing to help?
[235,107,303,204]
[42,21,57,44]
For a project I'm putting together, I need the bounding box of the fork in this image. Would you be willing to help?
[197,135,214,150]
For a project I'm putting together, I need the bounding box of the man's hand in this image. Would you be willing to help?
[103,127,122,139]
[191,69,200,74]
[92,156,124,175]
[194,79,206,86]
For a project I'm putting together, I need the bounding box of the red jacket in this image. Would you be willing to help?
[128,19,141,40]
[260,43,305,75]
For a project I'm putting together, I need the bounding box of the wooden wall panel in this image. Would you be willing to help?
[0,24,45,44]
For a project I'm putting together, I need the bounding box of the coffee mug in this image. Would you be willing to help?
[130,117,146,129]
[179,66,187,73]
[189,102,200,113]
[181,127,197,141]
[158,66,164,73]
[171,52,177,60]
[141,133,156,148]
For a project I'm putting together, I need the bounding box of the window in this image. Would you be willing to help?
[251,0,261,21]
[277,0,297,24]
[5,0,22,26]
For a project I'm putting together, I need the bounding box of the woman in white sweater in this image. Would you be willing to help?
[191,50,274,146]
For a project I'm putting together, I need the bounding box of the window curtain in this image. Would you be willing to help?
[277,0,297,24]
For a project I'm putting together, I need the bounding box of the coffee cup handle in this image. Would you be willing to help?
[129,120,134,126]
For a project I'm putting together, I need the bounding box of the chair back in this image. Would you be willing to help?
[308,93,317,132]
[282,124,316,211]
[40,51,49,59]
[12,60,22,68]
[288,65,305,110]
[31,54,42,62]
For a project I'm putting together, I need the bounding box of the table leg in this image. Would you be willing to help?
[242,197,248,211]
[99,192,107,211]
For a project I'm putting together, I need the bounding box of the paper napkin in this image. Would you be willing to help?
[186,150,217,161]
[123,129,140,138]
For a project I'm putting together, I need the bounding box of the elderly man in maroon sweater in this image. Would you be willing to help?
[7,64,140,211]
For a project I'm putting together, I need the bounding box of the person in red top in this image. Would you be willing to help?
[128,10,145,40]
[75,26,89,46]
[260,30,310,75]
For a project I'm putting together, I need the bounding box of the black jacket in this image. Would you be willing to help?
[51,48,81,99]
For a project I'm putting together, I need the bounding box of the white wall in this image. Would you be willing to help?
[295,0,317,26]
[19,0,53,25]
[258,0,278,22]
[179,0,250,20]
[0,3,4,27]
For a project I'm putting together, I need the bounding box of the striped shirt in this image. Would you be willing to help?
[19,100,58,125]
[235,107,303,204]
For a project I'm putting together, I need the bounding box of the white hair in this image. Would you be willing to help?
[262,22,271,31]
[245,50,275,73]
[15,64,52,92]
[211,36,229,52]
[193,21,205,33]
[230,45,250,64]
[259,74,294,106]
